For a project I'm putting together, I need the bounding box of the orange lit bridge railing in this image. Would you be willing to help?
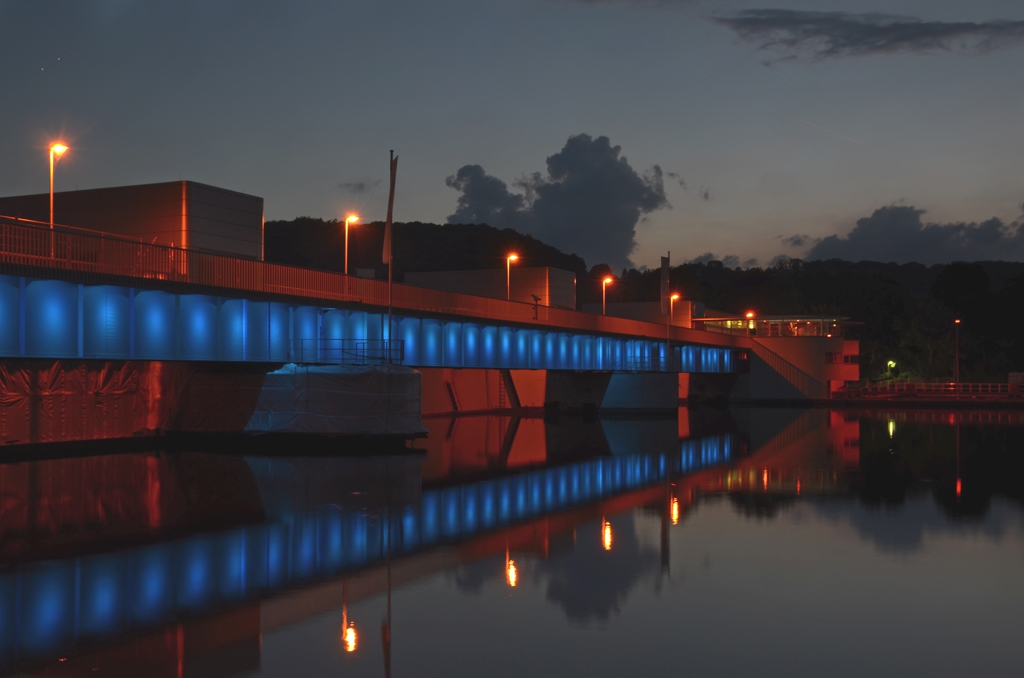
[0,216,746,348]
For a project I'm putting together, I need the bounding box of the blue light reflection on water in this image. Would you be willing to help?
[0,433,733,666]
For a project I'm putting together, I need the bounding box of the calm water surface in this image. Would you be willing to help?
[2,407,1023,677]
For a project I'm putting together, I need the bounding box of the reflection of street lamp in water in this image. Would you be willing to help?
[341,582,357,653]
[602,518,613,551]
[670,497,680,525]
[505,548,517,587]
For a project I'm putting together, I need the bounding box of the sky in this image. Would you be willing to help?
[1,0,1023,270]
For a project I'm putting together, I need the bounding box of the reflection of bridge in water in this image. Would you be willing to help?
[0,429,738,674]
[0,407,862,675]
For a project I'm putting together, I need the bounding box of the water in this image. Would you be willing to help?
[1,407,1023,677]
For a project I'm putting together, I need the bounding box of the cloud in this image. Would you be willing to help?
[688,252,750,268]
[688,252,717,264]
[713,10,1024,61]
[806,206,1024,265]
[699,188,710,201]
[338,179,381,194]
[446,134,669,269]
[667,171,687,189]
[781,234,813,248]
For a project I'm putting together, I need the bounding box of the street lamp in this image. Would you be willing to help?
[667,293,680,361]
[48,142,68,257]
[602,276,613,315]
[887,360,896,381]
[506,253,518,300]
[343,214,359,275]
[954,319,961,386]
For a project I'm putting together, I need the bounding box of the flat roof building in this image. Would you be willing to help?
[0,181,264,260]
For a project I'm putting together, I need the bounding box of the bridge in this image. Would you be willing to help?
[0,216,746,373]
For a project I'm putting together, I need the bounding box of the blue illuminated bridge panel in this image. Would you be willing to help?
[0,274,740,373]
[0,434,734,668]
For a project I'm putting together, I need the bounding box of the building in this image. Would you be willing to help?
[0,181,264,260]
[698,314,860,398]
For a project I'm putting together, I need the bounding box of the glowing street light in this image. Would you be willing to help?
[343,214,359,276]
[602,276,613,315]
[506,253,519,301]
[887,360,896,380]
[48,142,68,256]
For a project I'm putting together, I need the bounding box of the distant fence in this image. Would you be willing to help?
[837,382,1023,399]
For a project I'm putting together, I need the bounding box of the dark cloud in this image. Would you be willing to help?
[338,179,381,194]
[781,234,813,248]
[713,10,1024,61]
[806,206,1024,265]
[688,252,749,268]
[699,188,710,201]
[446,134,669,270]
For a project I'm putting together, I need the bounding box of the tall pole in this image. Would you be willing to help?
[49,149,55,257]
[507,257,511,301]
[954,319,961,387]
[667,294,678,370]
[344,220,350,275]
[602,277,612,315]
[49,148,55,231]
[47,143,67,258]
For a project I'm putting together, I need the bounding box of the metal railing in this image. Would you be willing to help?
[0,216,746,348]
[297,339,405,365]
[837,382,1023,399]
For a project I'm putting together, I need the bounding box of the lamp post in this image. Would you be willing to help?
[343,214,359,276]
[887,360,896,382]
[954,318,961,387]
[506,253,518,300]
[667,293,679,366]
[602,276,613,315]
[48,142,68,257]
